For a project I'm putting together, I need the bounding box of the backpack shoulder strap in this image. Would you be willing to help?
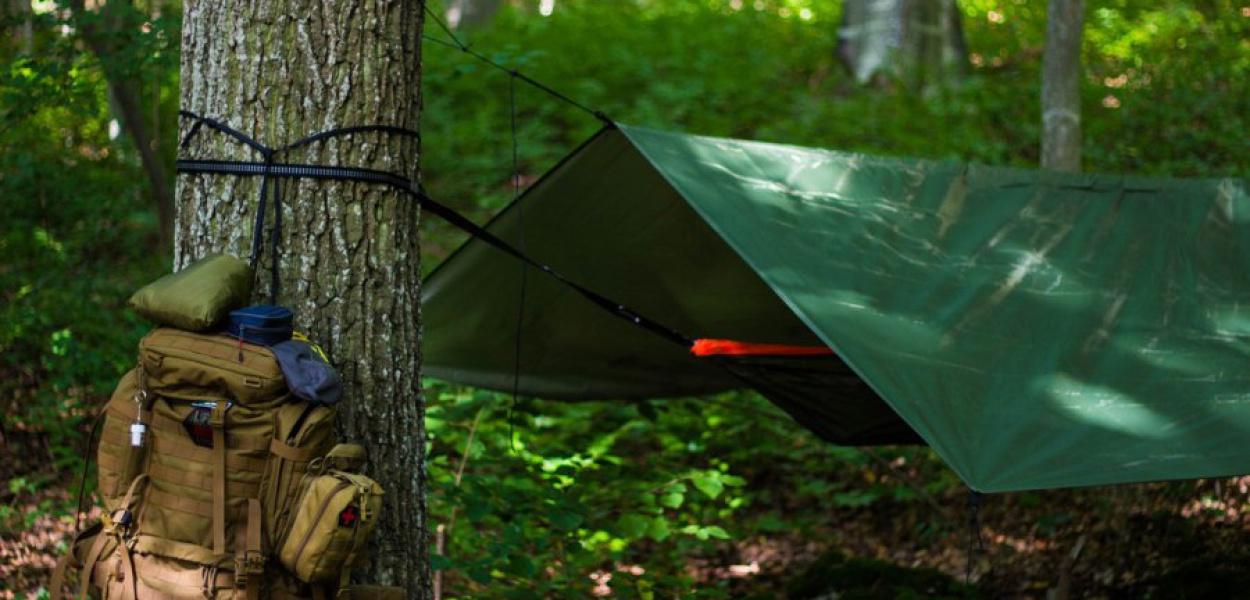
[48,520,103,600]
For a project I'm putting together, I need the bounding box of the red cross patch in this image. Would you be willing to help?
[338,505,360,527]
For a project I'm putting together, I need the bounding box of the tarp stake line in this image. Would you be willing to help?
[509,73,527,454]
[175,113,694,351]
[965,490,985,587]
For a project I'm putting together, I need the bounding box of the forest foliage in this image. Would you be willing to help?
[1,1,1247,598]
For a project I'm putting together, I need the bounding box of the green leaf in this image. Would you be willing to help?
[703,525,731,540]
[506,554,537,577]
[831,489,878,507]
[720,474,747,487]
[659,491,685,509]
[468,565,493,584]
[636,400,659,422]
[466,497,493,522]
[504,590,541,600]
[691,474,724,499]
[617,513,650,539]
[430,555,453,572]
[549,510,584,531]
[647,517,671,542]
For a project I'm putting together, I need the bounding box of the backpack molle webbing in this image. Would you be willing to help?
[53,326,390,600]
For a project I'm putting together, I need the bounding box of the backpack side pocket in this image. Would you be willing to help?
[263,402,337,543]
[277,446,384,584]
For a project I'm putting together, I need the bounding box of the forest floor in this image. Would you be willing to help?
[714,478,1250,599]
[4,423,1249,600]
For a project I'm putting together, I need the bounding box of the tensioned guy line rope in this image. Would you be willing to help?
[175,111,695,350]
[419,0,612,125]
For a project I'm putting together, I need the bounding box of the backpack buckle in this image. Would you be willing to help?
[235,552,266,586]
[201,565,220,598]
[107,508,134,535]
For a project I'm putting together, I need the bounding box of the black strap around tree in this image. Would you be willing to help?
[176,112,694,350]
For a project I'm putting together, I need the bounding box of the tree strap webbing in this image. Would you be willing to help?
[176,112,694,350]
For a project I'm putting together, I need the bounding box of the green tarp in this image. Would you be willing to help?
[423,124,1250,493]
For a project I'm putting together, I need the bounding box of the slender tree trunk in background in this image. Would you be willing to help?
[7,0,33,54]
[69,0,175,250]
[446,0,502,29]
[1041,0,1084,172]
[111,79,174,248]
[836,0,967,90]
[174,1,429,597]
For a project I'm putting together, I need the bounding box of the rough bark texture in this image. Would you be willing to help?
[173,1,428,597]
[836,0,967,89]
[1041,0,1084,172]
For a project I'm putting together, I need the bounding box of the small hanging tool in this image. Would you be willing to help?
[130,390,148,447]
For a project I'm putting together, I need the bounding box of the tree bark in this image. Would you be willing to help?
[1041,0,1084,172]
[174,1,428,597]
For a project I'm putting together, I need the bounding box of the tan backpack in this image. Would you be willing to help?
[51,328,394,600]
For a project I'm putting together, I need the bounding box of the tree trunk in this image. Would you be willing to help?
[1041,0,1084,172]
[836,0,967,89]
[69,0,175,249]
[7,0,32,54]
[174,1,429,598]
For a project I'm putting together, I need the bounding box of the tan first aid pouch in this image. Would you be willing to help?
[278,444,385,584]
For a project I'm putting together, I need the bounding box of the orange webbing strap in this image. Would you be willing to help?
[690,338,835,357]
[234,498,264,600]
[213,400,229,556]
[48,520,103,600]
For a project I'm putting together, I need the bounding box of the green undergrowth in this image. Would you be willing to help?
[1,0,1246,598]
[425,381,963,598]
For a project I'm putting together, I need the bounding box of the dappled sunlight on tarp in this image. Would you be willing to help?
[1043,373,1171,439]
